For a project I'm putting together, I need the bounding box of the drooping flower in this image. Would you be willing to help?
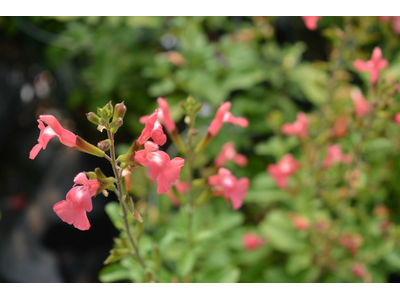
[30,115,77,159]
[351,88,371,118]
[281,112,309,138]
[208,168,249,210]
[379,16,400,35]
[242,233,266,251]
[353,47,388,85]
[267,154,300,189]
[30,115,104,159]
[165,180,190,206]
[301,16,322,30]
[146,150,185,194]
[322,144,351,169]
[214,142,248,168]
[208,102,249,137]
[53,172,100,231]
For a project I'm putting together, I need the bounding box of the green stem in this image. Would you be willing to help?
[186,122,195,250]
[106,130,147,273]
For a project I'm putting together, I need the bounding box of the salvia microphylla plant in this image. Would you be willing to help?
[30,95,250,282]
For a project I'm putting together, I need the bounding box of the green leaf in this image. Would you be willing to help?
[99,264,130,283]
[177,252,196,277]
[105,201,123,229]
[286,252,313,275]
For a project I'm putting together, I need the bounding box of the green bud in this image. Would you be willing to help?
[95,167,107,179]
[97,139,111,151]
[86,112,100,125]
[105,101,113,116]
[103,248,129,265]
[99,117,108,126]
[110,117,123,133]
[113,101,127,122]
[193,103,203,114]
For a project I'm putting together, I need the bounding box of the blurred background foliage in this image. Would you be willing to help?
[1,16,400,282]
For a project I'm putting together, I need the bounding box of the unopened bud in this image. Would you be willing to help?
[99,117,108,125]
[189,128,199,136]
[105,101,113,115]
[110,117,123,133]
[97,139,111,151]
[86,112,100,125]
[102,190,109,197]
[113,102,127,122]
[134,211,143,223]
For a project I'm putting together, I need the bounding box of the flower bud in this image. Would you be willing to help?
[110,117,123,133]
[86,112,101,125]
[97,139,111,152]
[99,117,108,126]
[113,102,127,122]
[73,136,105,157]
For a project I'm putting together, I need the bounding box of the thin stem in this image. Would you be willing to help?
[186,122,195,250]
[107,130,147,272]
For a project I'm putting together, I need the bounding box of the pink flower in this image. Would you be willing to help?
[139,98,177,134]
[208,168,249,210]
[394,113,400,125]
[30,115,77,159]
[351,88,371,118]
[302,16,322,30]
[267,154,300,189]
[53,172,100,231]
[288,213,310,231]
[352,263,367,279]
[146,150,185,194]
[137,109,167,146]
[353,47,388,85]
[242,233,266,251]
[134,141,160,166]
[214,142,248,168]
[281,112,309,138]
[165,180,190,206]
[322,144,351,169]
[208,102,249,137]
[379,16,400,35]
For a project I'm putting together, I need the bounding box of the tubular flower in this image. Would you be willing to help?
[267,154,300,189]
[351,88,371,118]
[208,102,249,137]
[242,233,266,251]
[134,141,159,166]
[288,213,310,231]
[214,142,248,168]
[139,98,177,134]
[53,172,100,231]
[30,114,104,159]
[137,109,167,146]
[301,16,322,30]
[30,115,77,159]
[122,168,131,191]
[208,168,249,210]
[281,112,309,138]
[146,150,185,194]
[353,47,388,85]
[322,144,351,169]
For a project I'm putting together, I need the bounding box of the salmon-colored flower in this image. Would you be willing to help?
[208,102,248,137]
[137,109,167,146]
[242,233,266,250]
[30,115,77,159]
[139,98,177,134]
[214,142,248,168]
[208,168,249,210]
[340,233,363,255]
[53,172,100,231]
[267,154,300,189]
[281,112,309,138]
[352,263,367,279]
[122,168,131,191]
[302,16,322,30]
[288,213,310,230]
[353,47,388,85]
[146,150,185,194]
[134,141,159,166]
[351,88,371,118]
[323,144,351,169]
